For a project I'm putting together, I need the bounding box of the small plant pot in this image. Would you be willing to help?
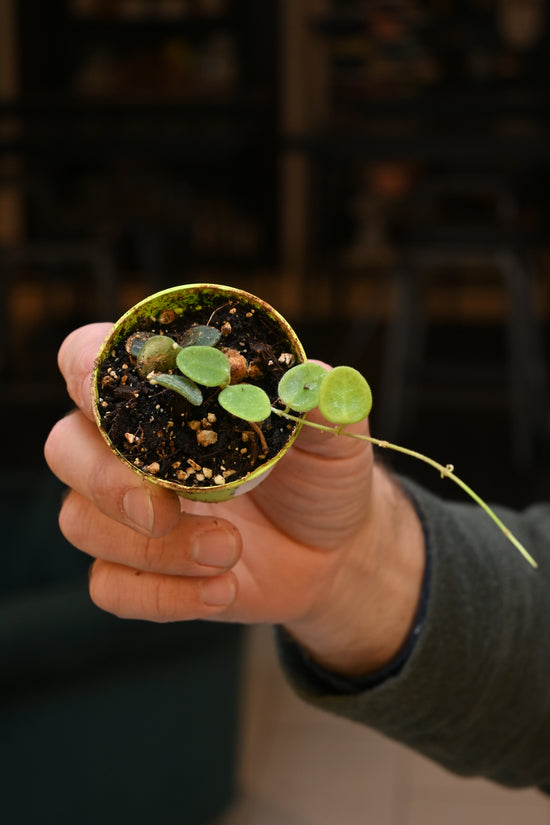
[93,283,306,502]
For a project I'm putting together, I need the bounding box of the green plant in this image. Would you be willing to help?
[133,328,536,568]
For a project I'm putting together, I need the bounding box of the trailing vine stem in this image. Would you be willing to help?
[129,324,534,568]
[272,407,537,569]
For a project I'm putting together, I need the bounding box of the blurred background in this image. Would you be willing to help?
[2,1,550,823]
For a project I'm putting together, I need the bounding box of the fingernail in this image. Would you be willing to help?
[201,576,236,607]
[123,488,154,534]
[192,528,239,569]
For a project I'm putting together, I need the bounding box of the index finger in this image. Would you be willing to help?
[58,322,113,419]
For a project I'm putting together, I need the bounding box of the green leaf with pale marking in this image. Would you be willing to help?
[127,331,154,359]
[218,384,272,422]
[318,366,372,424]
[136,335,180,377]
[149,373,203,406]
[179,325,222,349]
[176,346,231,388]
[278,362,329,412]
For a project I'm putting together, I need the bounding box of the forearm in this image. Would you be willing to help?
[283,464,426,678]
[279,478,550,790]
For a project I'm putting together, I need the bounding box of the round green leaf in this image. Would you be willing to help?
[278,362,329,412]
[176,346,231,388]
[318,366,373,424]
[218,384,272,422]
[136,335,180,377]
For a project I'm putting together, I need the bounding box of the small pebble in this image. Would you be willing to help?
[197,429,218,447]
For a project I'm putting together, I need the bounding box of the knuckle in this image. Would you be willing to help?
[43,414,73,470]
[140,534,169,572]
[58,491,96,552]
[58,493,77,544]
[149,576,182,622]
[87,560,106,610]
[89,560,125,618]
[76,370,94,418]
[89,458,125,518]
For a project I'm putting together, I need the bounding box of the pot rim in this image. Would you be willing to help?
[92,283,306,501]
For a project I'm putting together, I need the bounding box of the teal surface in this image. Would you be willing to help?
[0,472,244,825]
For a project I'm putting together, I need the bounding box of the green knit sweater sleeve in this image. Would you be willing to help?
[277,477,550,791]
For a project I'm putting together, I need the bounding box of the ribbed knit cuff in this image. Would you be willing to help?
[277,546,431,695]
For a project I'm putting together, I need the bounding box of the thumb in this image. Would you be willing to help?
[250,378,375,550]
[290,358,373,459]
[293,405,372,460]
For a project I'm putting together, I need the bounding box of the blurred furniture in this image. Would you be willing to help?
[0,0,280,437]
[0,214,119,401]
[280,1,550,305]
[378,173,548,469]
[8,0,279,278]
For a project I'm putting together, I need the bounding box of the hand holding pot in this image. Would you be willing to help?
[45,322,425,679]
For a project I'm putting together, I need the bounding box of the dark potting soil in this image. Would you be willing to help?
[96,296,301,489]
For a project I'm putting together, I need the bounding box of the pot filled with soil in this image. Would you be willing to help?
[92,283,306,502]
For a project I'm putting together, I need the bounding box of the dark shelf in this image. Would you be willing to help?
[71,12,231,26]
[69,13,233,42]
[322,86,550,116]
[0,94,273,121]
[0,94,275,167]
[284,128,550,166]
[309,14,368,37]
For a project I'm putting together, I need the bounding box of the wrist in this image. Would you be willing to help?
[283,465,426,678]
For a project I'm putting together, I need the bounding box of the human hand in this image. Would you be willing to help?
[44,323,425,677]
